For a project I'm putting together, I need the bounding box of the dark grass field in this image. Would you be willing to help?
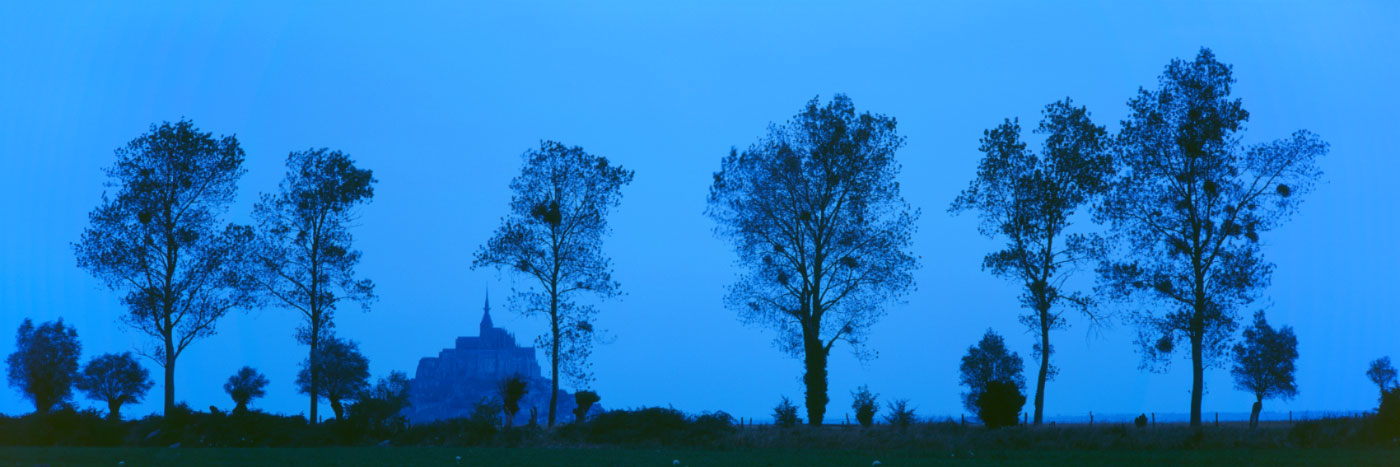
[0,446,1396,466]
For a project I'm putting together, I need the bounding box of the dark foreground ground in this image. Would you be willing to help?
[0,446,1396,466]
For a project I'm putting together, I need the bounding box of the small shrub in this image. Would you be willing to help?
[691,411,735,443]
[884,399,915,430]
[463,398,502,445]
[1134,413,1148,428]
[975,380,1025,429]
[773,396,801,428]
[851,385,878,427]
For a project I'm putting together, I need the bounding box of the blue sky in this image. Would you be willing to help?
[1,1,1396,422]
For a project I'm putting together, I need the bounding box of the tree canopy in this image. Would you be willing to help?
[950,98,1112,424]
[76,352,152,420]
[1231,311,1298,427]
[74,119,254,415]
[474,140,633,427]
[707,94,918,425]
[1097,48,1326,426]
[6,319,81,414]
[244,147,376,423]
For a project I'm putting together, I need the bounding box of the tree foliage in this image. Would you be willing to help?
[73,119,253,414]
[959,329,1026,423]
[296,336,369,421]
[1367,357,1397,403]
[851,385,879,427]
[950,98,1112,424]
[76,352,152,420]
[1096,48,1326,426]
[708,94,918,426]
[573,390,600,424]
[224,366,269,413]
[5,319,81,414]
[243,148,376,423]
[349,371,412,434]
[474,140,633,427]
[1231,311,1298,428]
[498,374,528,427]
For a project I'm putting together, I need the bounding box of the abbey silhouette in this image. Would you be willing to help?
[407,293,583,425]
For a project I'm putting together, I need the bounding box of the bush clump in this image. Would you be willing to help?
[851,385,878,427]
[773,396,801,428]
[884,399,915,430]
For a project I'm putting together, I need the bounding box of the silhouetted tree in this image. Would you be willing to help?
[74,120,254,415]
[851,385,879,427]
[883,399,915,430]
[474,141,633,427]
[707,95,918,426]
[296,336,369,421]
[1231,311,1298,428]
[1367,357,1397,403]
[498,374,528,428]
[773,396,801,428]
[76,352,152,420]
[224,366,269,413]
[243,148,376,424]
[950,99,1112,425]
[959,329,1026,428]
[573,390,600,424]
[5,319,81,414]
[1097,48,1327,427]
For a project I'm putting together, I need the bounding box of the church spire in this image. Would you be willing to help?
[480,289,494,333]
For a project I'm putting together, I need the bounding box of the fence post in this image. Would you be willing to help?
[961,414,965,426]
[1215,412,1219,427]
[1289,411,1292,424]
[1151,412,1155,427]
[1023,413,1027,425]
[1089,411,1094,426]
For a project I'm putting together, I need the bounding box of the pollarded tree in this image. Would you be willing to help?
[959,329,1027,428]
[1097,48,1327,427]
[76,352,152,420]
[950,99,1113,425]
[498,374,528,428]
[224,366,269,413]
[1230,311,1298,428]
[74,120,254,415]
[474,141,634,427]
[244,148,376,424]
[707,94,918,426]
[1368,357,1397,403]
[5,319,81,414]
[296,335,369,421]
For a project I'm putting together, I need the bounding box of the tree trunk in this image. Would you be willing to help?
[1249,399,1262,429]
[309,322,320,424]
[1189,330,1204,428]
[165,335,177,416]
[108,400,122,421]
[548,295,559,428]
[331,397,344,420]
[1034,304,1050,425]
[802,329,829,426]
